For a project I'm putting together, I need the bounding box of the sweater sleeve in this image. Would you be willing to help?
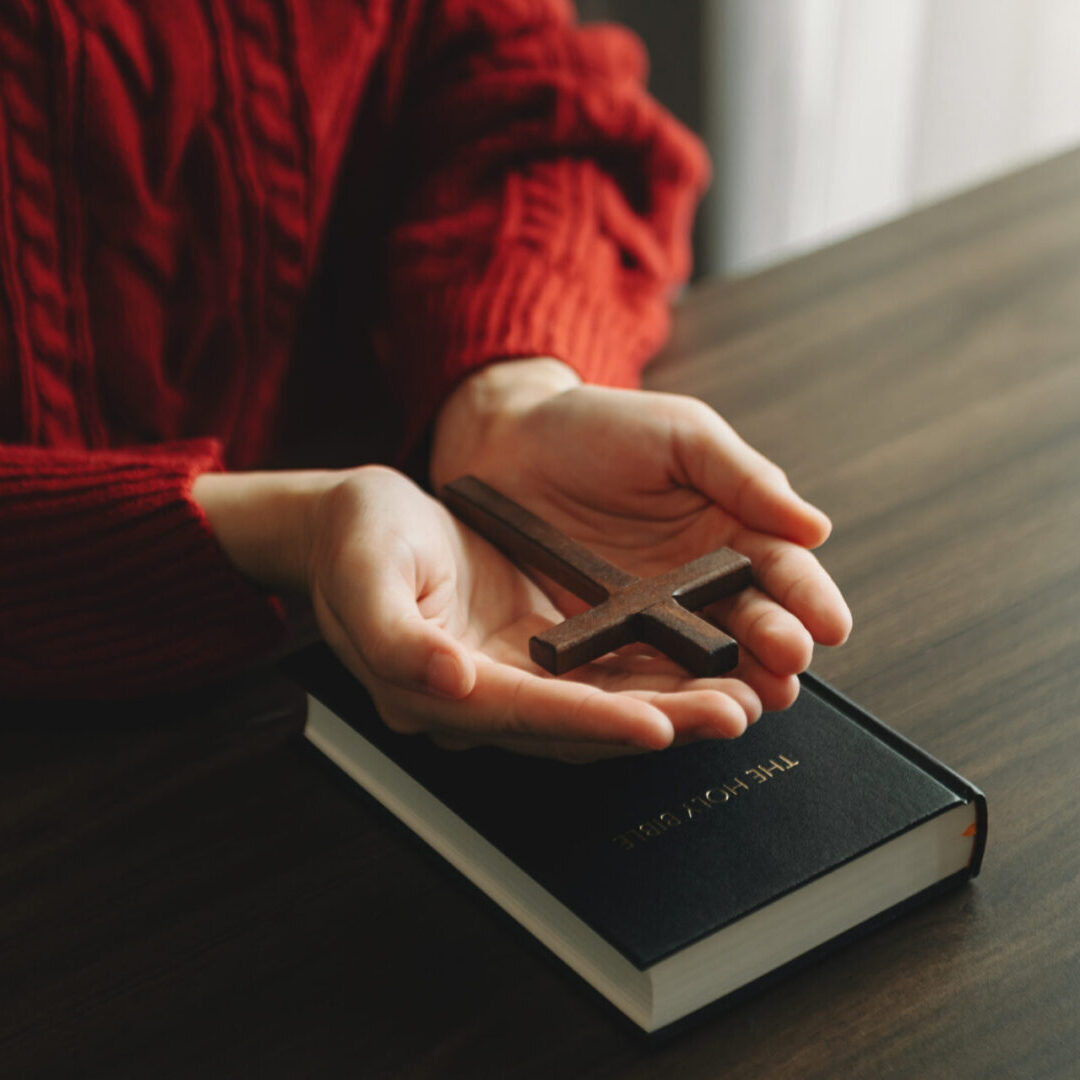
[378,0,710,451]
[0,440,287,699]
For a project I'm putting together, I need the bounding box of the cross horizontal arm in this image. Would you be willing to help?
[651,548,753,608]
[441,476,636,604]
[528,599,641,673]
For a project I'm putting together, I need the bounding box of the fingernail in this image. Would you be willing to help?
[425,652,465,698]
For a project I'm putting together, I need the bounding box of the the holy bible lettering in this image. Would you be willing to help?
[612,753,801,852]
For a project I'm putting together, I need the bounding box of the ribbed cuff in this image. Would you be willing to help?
[392,252,670,458]
[0,440,287,698]
[386,143,704,461]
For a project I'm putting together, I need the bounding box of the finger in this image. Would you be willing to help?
[673,403,832,547]
[623,684,759,739]
[434,677,761,756]
[705,586,814,676]
[316,566,476,700]
[535,646,764,730]
[384,657,676,749]
[730,529,853,645]
[563,662,762,733]
[596,644,796,715]
[732,649,802,712]
[430,731,648,764]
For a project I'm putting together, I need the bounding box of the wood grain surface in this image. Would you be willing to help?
[3,150,1079,1079]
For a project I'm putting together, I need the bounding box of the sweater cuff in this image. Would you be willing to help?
[0,440,287,699]
[392,251,671,458]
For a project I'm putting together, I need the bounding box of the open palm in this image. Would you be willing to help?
[431,384,851,713]
[308,467,764,761]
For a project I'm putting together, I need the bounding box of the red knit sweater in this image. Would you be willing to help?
[0,0,707,698]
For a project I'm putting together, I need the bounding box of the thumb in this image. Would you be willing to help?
[320,561,477,700]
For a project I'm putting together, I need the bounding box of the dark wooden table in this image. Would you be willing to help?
[4,151,1079,1079]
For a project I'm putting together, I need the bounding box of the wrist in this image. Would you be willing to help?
[191,468,341,594]
[430,357,581,490]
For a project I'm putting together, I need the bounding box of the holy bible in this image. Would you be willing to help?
[290,644,987,1033]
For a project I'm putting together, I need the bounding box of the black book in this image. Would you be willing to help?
[289,644,987,1033]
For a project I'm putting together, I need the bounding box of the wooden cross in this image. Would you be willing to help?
[441,476,753,677]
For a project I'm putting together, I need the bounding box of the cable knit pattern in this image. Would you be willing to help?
[381,5,709,446]
[0,2,79,447]
[0,0,707,698]
[205,0,312,460]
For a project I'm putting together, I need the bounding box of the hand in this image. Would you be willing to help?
[194,465,762,761]
[430,358,852,714]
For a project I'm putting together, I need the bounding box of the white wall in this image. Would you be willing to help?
[708,0,1080,273]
